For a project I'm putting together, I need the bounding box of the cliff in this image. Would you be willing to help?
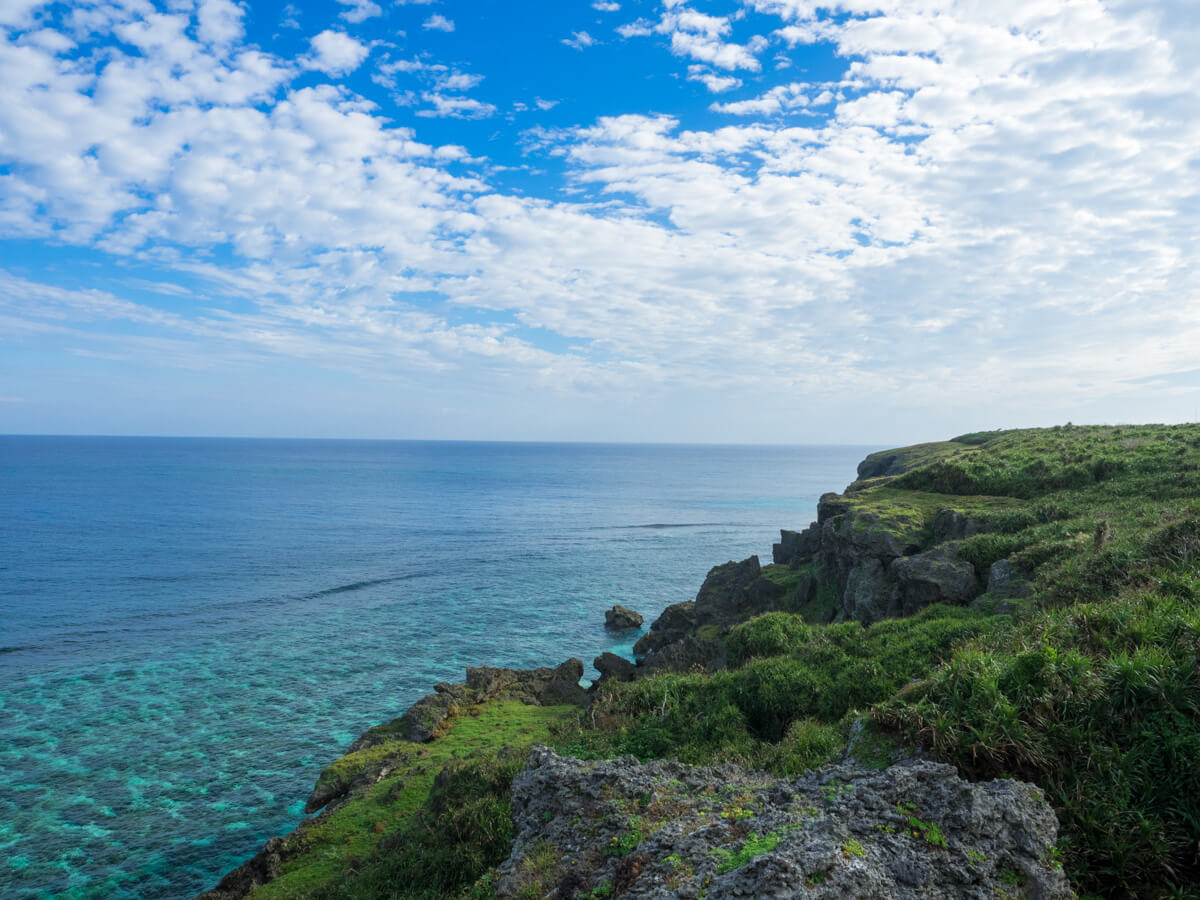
[201,423,1200,899]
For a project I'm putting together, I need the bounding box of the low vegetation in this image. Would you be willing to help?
[247,702,575,900]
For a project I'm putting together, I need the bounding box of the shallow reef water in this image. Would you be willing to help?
[0,437,868,898]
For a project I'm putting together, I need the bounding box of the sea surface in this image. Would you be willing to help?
[0,437,872,898]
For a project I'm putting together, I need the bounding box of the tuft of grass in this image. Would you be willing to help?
[713,830,782,874]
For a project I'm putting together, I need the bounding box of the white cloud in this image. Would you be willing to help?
[616,19,655,38]
[422,14,454,32]
[710,81,809,114]
[562,31,597,50]
[592,1,620,11]
[436,71,483,91]
[687,65,742,93]
[196,0,245,47]
[336,0,382,24]
[307,30,369,75]
[417,92,496,118]
[655,5,765,71]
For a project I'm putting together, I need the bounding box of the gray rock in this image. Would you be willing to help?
[495,748,1074,900]
[841,559,900,625]
[987,559,1033,600]
[890,544,979,613]
[638,636,727,675]
[773,525,821,566]
[594,652,638,683]
[817,492,852,523]
[606,604,645,630]
[932,508,985,543]
[634,601,699,656]
[195,837,285,900]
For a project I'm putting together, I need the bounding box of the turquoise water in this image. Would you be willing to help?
[0,437,870,898]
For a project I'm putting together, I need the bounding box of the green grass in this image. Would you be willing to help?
[558,605,996,767]
[249,701,575,900]
[713,829,784,874]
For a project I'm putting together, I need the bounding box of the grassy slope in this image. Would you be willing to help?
[558,423,1200,898]
[247,701,575,900]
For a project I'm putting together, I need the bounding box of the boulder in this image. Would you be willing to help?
[637,636,726,676]
[633,601,698,656]
[495,748,1074,899]
[842,558,900,624]
[604,604,644,630]
[593,652,637,684]
[890,544,979,613]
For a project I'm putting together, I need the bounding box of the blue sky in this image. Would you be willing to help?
[2,0,1200,442]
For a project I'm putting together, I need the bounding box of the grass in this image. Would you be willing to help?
[248,701,575,900]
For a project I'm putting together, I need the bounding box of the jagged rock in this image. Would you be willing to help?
[891,544,979,613]
[694,555,782,621]
[841,558,899,625]
[933,508,985,543]
[637,636,727,675]
[635,557,786,666]
[634,601,699,656]
[605,604,644,630]
[817,492,853,522]
[773,525,821,566]
[594,651,638,683]
[495,748,1074,900]
[195,837,285,900]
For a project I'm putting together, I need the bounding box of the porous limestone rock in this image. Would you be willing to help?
[494,748,1074,900]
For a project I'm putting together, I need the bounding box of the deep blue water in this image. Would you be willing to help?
[0,437,870,898]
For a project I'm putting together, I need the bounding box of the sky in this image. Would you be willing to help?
[2,0,1200,444]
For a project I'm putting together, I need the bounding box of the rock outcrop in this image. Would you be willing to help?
[347,658,588,756]
[767,489,991,626]
[606,604,645,630]
[629,556,787,674]
[495,747,1073,899]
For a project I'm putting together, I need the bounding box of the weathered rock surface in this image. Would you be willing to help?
[765,491,994,626]
[932,508,985,543]
[890,543,979,614]
[632,556,786,670]
[772,526,821,566]
[606,604,645,630]
[495,748,1074,900]
[594,651,638,683]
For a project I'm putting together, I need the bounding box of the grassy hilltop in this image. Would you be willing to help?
[225,424,1200,899]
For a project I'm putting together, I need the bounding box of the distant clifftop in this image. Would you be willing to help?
[203,424,1200,898]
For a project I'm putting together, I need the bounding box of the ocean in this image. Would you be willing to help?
[0,437,871,898]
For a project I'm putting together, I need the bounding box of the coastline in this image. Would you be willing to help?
[199,425,1200,897]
